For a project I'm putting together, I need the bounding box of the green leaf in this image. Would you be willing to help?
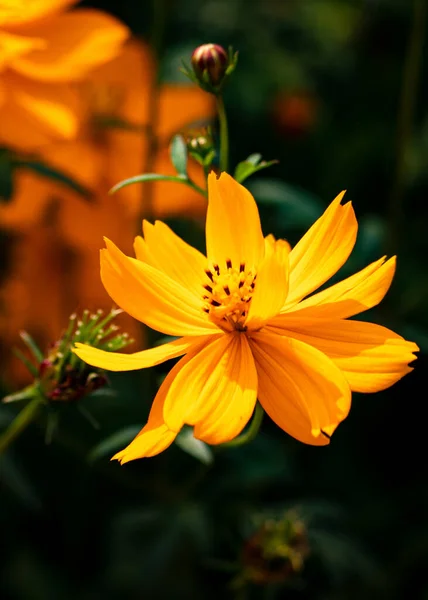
[245,153,263,165]
[175,426,214,465]
[13,159,92,200]
[170,134,188,176]
[88,425,143,462]
[110,172,187,195]
[247,178,324,228]
[234,154,278,184]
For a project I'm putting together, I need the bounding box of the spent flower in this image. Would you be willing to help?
[74,172,418,464]
[239,511,310,585]
[4,308,133,405]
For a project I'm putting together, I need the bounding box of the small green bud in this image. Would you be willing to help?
[182,126,216,168]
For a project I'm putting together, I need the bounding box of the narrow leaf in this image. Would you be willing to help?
[13,159,92,200]
[3,385,38,404]
[234,157,278,184]
[110,173,187,195]
[19,331,44,364]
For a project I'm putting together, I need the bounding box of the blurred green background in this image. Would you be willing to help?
[1,0,427,598]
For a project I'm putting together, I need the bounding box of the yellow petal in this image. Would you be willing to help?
[113,423,176,463]
[285,192,357,307]
[193,335,258,445]
[163,333,257,437]
[267,316,418,393]
[12,9,129,82]
[112,355,192,463]
[285,256,396,319]
[74,335,214,372]
[0,0,76,27]
[141,220,207,298]
[250,331,351,445]
[246,236,289,330]
[101,238,218,336]
[206,172,265,272]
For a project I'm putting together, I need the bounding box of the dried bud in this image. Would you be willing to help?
[240,511,310,586]
[182,44,238,94]
[191,43,229,87]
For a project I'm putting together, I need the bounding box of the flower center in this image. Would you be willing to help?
[202,259,256,332]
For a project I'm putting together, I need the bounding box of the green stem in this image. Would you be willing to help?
[216,95,229,172]
[0,390,45,454]
[221,403,264,448]
[186,177,208,198]
[387,0,426,253]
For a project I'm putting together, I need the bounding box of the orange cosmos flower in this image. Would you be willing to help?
[74,173,418,463]
[0,0,129,150]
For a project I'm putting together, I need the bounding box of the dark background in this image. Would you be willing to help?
[1,1,427,598]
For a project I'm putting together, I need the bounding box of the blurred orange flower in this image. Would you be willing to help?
[0,38,215,386]
[0,0,129,150]
[272,91,318,137]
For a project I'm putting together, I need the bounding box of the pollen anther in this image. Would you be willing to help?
[201,261,257,331]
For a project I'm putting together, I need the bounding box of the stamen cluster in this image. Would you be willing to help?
[203,259,257,331]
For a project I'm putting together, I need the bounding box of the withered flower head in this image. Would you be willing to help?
[240,511,310,585]
[4,308,133,405]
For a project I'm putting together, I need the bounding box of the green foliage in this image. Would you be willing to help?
[233,154,278,184]
[170,134,188,176]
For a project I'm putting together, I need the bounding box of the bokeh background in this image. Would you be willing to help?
[1,0,427,598]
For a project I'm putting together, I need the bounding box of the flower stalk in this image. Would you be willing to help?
[0,389,44,455]
[388,0,426,253]
[217,95,230,173]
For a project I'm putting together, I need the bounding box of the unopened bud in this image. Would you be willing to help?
[182,44,238,94]
[182,126,215,168]
[191,43,229,87]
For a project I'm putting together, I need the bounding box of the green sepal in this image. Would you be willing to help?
[2,385,38,404]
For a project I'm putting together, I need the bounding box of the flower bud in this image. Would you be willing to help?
[181,44,238,94]
[182,126,216,168]
[191,43,229,87]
